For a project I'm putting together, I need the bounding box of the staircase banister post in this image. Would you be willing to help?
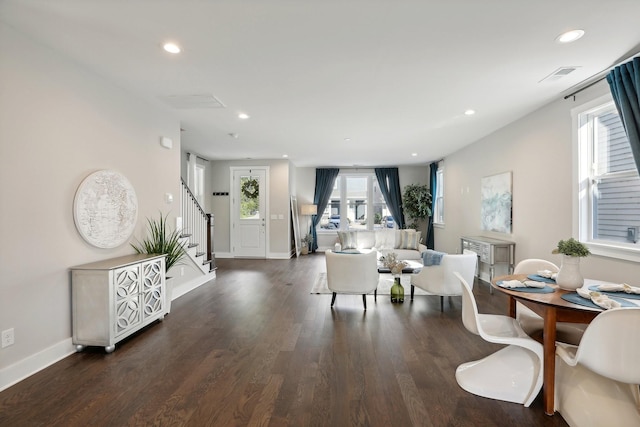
[206,213,212,263]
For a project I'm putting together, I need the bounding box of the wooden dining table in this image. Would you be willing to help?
[491,274,602,416]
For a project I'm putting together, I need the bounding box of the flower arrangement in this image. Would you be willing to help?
[379,252,408,275]
[552,238,590,257]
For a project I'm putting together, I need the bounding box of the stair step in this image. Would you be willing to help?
[188,243,198,249]
[195,252,206,258]
[180,233,192,238]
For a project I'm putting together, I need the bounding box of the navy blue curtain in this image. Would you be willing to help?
[311,168,339,252]
[606,57,640,174]
[374,168,405,229]
[427,162,437,249]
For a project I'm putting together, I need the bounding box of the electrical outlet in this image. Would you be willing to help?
[2,328,14,348]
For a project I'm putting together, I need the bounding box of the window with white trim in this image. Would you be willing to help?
[433,166,444,225]
[575,95,640,260]
[317,173,393,231]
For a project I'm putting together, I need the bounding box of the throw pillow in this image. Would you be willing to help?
[374,229,396,250]
[398,230,421,250]
[394,229,414,248]
[337,231,358,250]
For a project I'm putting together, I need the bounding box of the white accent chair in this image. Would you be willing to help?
[555,307,640,427]
[454,272,544,407]
[325,250,379,310]
[409,251,477,311]
[514,259,587,345]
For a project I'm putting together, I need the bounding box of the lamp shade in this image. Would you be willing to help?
[301,204,317,215]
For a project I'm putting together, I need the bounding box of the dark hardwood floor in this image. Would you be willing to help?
[0,254,568,427]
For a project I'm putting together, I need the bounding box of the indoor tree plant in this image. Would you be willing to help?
[551,238,590,290]
[131,212,186,312]
[402,184,432,233]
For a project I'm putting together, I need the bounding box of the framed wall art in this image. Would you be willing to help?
[480,171,512,234]
[73,169,138,248]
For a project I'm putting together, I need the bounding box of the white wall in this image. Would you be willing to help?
[435,81,640,284]
[0,23,182,390]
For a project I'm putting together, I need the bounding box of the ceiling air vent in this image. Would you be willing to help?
[539,67,580,83]
[161,94,226,109]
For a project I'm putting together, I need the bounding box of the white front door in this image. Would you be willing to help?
[231,168,267,258]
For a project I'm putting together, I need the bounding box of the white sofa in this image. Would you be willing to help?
[335,229,426,261]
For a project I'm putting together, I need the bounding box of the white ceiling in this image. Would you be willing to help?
[2,1,640,167]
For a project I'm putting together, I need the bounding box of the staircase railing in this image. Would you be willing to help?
[180,178,214,271]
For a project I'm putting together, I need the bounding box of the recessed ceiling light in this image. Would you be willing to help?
[464,109,476,116]
[163,42,181,54]
[411,153,418,157]
[238,113,250,119]
[228,133,239,139]
[282,154,288,158]
[556,29,585,43]
[344,138,351,142]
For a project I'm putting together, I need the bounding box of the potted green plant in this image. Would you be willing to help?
[131,212,186,313]
[300,233,313,255]
[402,183,432,232]
[552,238,591,257]
[551,238,590,290]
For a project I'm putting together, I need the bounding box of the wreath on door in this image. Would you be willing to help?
[241,178,259,200]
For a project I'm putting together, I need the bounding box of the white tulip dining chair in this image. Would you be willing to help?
[455,271,544,407]
[514,259,586,345]
[554,307,640,427]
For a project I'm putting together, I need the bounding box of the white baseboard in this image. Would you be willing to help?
[215,252,294,260]
[268,251,292,259]
[215,252,233,259]
[172,271,215,300]
[0,273,215,393]
[0,338,76,392]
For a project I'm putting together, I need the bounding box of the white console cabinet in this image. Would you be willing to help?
[71,254,166,353]
[461,236,515,293]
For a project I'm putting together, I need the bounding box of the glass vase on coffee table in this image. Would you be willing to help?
[390,274,405,303]
[379,252,408,304]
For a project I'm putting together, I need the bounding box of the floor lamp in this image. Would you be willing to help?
[300,204,317,251]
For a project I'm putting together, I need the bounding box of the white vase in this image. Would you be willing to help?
[556,255,584,290]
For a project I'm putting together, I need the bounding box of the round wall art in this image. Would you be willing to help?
[73,169,138,248]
